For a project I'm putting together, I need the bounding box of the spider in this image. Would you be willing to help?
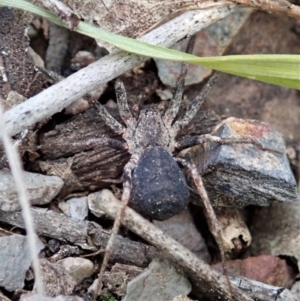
[92,64,264,298]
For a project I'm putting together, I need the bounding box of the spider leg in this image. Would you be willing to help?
[94,159,136,298]
[176,134,268,152]
[163,36,197,127]
[162,63,188,126]
[177,157,233,298]
[115,79,136,126]
[94,103,125,135]
[173,73,218,130]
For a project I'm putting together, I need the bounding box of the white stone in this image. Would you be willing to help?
[58,197,88,220]
[0,169,64,211]
[58,257,94,283]
[0,234,44,291]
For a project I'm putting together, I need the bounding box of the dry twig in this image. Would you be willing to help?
[0,104,44,298]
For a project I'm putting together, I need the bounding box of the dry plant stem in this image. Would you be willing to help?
[4,5,236,137]
[90,192,253,301]
[95,161,135,299]
[0,105,44,298]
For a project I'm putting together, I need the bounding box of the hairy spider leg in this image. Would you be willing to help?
[174,120,278,299]
[93,80,140,298]
[115,79,136,126]
[174,73,218,130]
[94,159,136,299]
[176,157,233,298]
[162,63,188,126]
[163,35,197,127]
[167,70,234,296]
[94,102,125,135]
[175,134,267,152]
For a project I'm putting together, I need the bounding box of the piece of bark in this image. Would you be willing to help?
[0,207,160,267]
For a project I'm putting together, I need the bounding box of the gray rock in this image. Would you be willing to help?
[0,169,64,211]
[172,296,194,301]
[33,259,77,297]
[123,259,191,301]
[291,280,300,299]
[0,234,44,291]
[58,197,88,220]
[251,197,300,270]
[195,118,297,208]
[57,257,94,283]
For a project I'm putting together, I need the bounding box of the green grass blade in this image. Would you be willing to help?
[191,55,300,90]
[1,0,299,90]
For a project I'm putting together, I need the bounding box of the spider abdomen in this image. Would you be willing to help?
[131,147,189,221]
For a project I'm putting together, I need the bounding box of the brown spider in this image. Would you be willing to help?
[93,64,263,298]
